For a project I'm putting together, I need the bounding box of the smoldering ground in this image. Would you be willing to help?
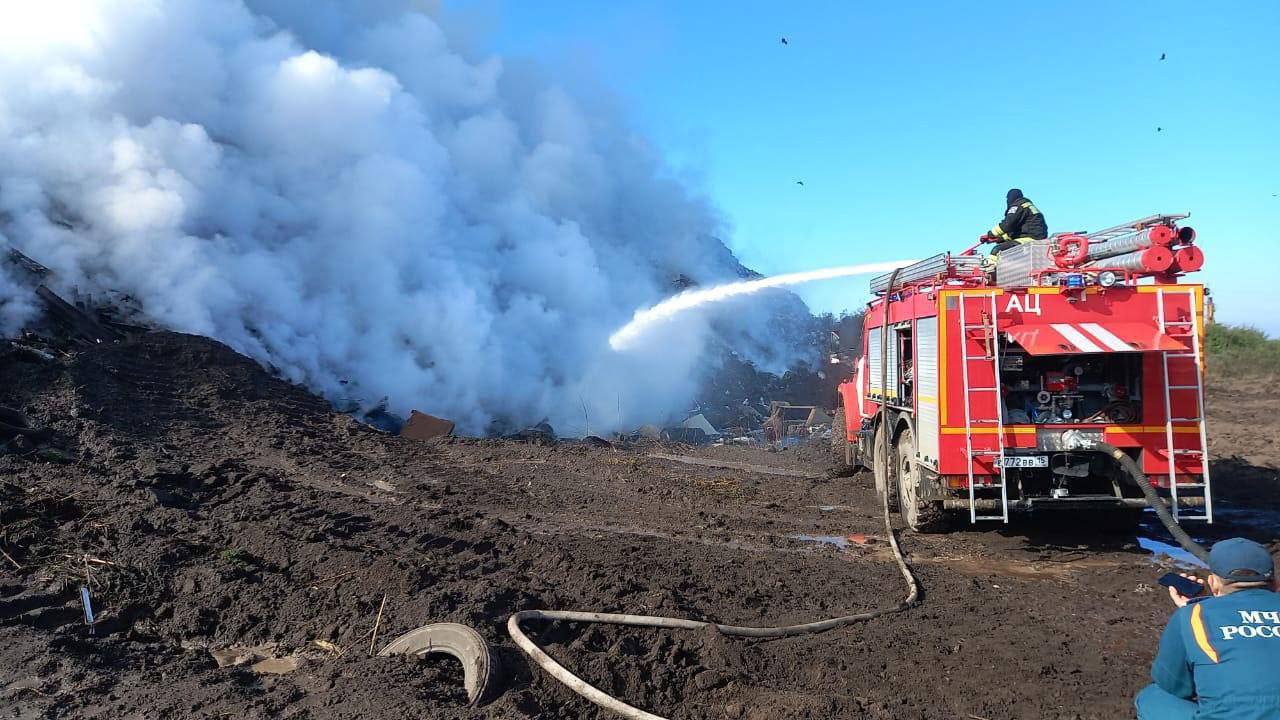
[0,0,824,434]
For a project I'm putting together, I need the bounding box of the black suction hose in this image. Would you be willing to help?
[1095,441,1209,564]
[880,268,898,533]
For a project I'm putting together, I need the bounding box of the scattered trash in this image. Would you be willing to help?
[763,402,832,444]
[6,246,50,276]
[680,413,721,437]
[79,586,95,634]
[379,623,494,706]
[208,644,307,674]
[250,656,303,674]
[661,426,709,445]
[508,421,556,444]
[400,410,455,441]
[845,532,871,546]
[634,424,662,440]
[6,343,56,363]
[209,648,249,668]
[361,400,405,434]
[791,534,850,549]
[312,639,343,656]
[34,285,123,345]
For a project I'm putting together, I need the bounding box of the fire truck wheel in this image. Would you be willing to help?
[872,423,897,510]
[895,426,947,533]
[831,407,849,470]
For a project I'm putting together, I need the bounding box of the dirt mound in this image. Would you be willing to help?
[2,331,1278,719]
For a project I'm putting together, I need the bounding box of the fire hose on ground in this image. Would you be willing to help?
[1097,440,1210,564]
[505,268,917,720]
[505,467,918,720]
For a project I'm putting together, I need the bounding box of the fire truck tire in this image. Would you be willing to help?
[872,423,897,510]
[895,426,947,533]
[831,407,850,470]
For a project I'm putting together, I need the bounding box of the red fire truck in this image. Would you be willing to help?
[832,214,1210,531]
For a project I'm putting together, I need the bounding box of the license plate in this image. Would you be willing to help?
[996,455,1048,468]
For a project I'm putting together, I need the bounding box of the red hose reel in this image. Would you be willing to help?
[1052,234,1089,268]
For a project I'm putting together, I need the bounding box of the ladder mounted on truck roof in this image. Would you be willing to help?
[868,213,1198,296]
[1079,213,1190,244]
[869,253,984,295]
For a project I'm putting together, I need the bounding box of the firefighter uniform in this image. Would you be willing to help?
[990,198,1047,243]
[985,189,1047,267]
[1136,539,1280,720]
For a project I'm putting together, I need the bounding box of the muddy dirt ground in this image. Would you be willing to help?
[2,333,1278,719]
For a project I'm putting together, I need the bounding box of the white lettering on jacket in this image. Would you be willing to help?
[1220,610,1280,640]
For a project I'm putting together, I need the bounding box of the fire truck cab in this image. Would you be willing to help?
[832,215,1210,531]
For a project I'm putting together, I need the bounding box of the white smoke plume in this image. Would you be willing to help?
[0,0,840,434]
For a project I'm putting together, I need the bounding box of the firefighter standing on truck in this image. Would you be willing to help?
[983,188,1047,264]
[1135,538,1280,720]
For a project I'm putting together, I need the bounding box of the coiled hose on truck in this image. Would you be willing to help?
[505,268,917,720]
[1096,441,1210,564]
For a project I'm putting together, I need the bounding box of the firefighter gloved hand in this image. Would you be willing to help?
[979,233,995,243]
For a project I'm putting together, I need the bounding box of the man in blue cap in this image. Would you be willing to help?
[1136,538,1280,719]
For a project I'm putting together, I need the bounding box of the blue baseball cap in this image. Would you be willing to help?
[1209,538,1275,583]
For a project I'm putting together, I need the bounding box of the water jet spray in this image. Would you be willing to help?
[608,259,919,351]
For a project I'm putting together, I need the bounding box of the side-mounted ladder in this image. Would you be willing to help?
[958,292,1010,523]
[1156,287,1213,523]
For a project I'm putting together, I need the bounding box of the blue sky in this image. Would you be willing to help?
[470,1,1280,332]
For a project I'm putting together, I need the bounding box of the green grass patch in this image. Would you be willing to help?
[1205,323,1280,377]
[217,547,259,569]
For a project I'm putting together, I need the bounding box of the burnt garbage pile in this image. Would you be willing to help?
[4,247,140,345]
[683,310,864,444]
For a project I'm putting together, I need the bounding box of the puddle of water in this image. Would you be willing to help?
[1212,507,1280,533]
[791,534,850,549]
[1135,504,1280,569]
[1136,537,1207,568]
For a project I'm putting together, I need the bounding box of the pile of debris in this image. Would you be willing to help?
[5,247,138,345]
[3,243,842,452]
[628,400,833,449]
[762,402,832,446]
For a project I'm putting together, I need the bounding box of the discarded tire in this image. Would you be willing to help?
[379,622,494,706]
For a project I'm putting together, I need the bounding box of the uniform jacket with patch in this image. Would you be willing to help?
[991,198,1047,241]
[1152,588,1280,720]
